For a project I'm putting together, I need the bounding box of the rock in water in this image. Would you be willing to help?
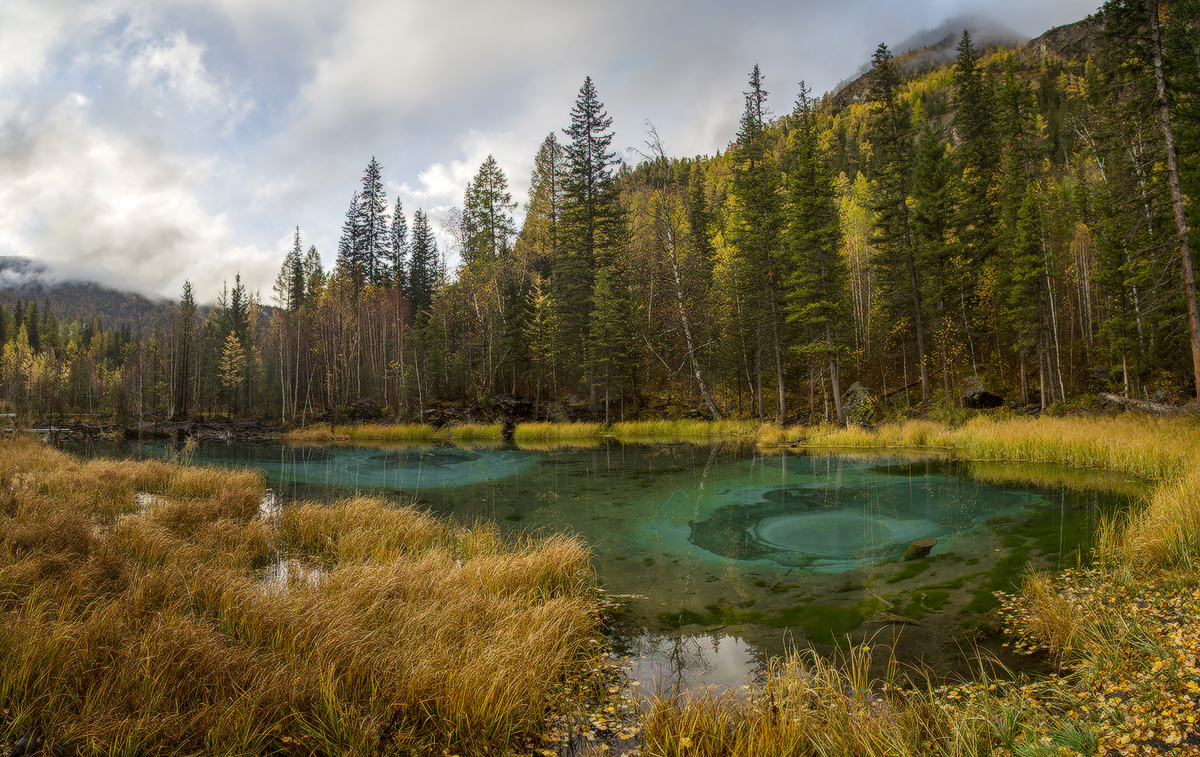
[903,538,938,561]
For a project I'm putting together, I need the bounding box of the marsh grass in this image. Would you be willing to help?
[281,424,347,443]
[286,423,505,445]
[0,437,600,756]
[513,421,605,446]
[638,645,1028,757]
[610,419,758,442]
[443,423,505,442]
[335,422,438,443]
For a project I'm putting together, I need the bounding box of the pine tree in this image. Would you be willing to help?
[389,198,409,291]
[408,209,438,316]
[867,43,929,403]
[730,64,788,420]
[517,134,565,278]
[557,76,627,405]
[462,155,517,264]
[784,82,850,422]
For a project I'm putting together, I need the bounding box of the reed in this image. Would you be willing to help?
[640,645,1006,757]
[281,424,347,443]
[442,423,505,442]
[0,437,601,756]
[334,422,437,443]
[610,419,758,441]
[512,421,605,445]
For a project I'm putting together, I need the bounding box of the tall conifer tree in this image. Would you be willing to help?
[867,43,929,403]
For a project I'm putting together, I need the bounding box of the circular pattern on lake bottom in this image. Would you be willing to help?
[687,479,1029,567]
[359,449,481,470]
[749,511,939,557]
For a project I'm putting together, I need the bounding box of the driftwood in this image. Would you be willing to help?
[1098,392,1183,415]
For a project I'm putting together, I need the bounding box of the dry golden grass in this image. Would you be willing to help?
[281,423,347,443]
[610,419,758,441]
[0,436,600,756]
[513,421,605,446]
[335,422,437,443]
[640,645,1006,757]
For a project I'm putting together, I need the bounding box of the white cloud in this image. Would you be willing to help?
[0,0,1107,302]
[127,31,223,108]
[0,92,274,301]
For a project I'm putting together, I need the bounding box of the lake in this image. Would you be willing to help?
[74,438,1142,690]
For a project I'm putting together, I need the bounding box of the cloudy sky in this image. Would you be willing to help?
[0,0,1100,304]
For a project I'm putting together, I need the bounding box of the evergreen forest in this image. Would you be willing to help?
[2,0,1198,426]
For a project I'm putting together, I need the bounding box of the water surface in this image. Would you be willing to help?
[80,439,1140,687]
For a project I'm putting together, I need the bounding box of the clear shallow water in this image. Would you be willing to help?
[79,439,1141,687]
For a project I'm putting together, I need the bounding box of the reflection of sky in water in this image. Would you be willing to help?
[624,633,759,693]
[140,444,539,490]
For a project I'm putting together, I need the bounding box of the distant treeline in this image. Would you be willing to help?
[2,0,1197,425]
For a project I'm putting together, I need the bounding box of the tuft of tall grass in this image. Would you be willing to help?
[0,437,601,756]
[443,423,504,442]
[610,419,758,441]
[513,421,605,446]
[1120,464,1200,569]
[640,645,1005,757]
[335,422,437,443]
[281,423,347,443]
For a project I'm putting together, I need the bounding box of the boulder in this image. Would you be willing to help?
[491,394,534,420]
[961,377,1004,409]
[841,382,880,425]
[903,538,938,561]
[346,397,383,422]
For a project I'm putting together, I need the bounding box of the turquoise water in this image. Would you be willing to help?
[82,439,1139,686]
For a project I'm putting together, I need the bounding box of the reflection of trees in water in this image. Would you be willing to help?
[665,635,713,692]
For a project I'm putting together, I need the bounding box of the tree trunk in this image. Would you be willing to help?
[1148,0,1200,399]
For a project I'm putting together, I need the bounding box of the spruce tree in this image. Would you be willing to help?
[952,30,1000,267]
[911,122,961,400]
[462,155,517,264]
[730,64,788,420]
[784,82,850,422]
[556,76,627,405]
[516,134,565,278]
[389,198,409,292]
[359,157,390,288]
[335,191,363,292]
[408,209,438,317]
[867,43,929,403]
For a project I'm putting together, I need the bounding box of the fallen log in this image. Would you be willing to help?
[1098,392,1183,415]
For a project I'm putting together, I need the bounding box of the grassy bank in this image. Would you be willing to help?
[285,419,759,450]
[636,414,1200,756]
[282,422,504,444]
[0,437,600,756]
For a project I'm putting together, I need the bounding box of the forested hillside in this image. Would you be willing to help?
[2,0,1196,426]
